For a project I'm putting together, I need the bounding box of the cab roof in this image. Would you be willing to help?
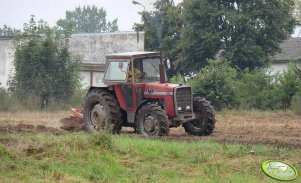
[106,51,160,60]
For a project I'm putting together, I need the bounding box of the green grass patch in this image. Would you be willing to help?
[0,132,300,182]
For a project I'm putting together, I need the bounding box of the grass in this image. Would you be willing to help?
[0,132,300,183]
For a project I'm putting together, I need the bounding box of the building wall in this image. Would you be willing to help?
[270,62,289,75]
[71,32,144,87]
[0,38,14,88]
[70,32,144,64]
[0,32,144,89]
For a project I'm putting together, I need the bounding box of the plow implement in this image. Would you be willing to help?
[60,107,84,131]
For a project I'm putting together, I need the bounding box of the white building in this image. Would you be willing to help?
[0,31,144,89]
[0,37,14,88]
[272,38,301,75]
[70,32,144,88]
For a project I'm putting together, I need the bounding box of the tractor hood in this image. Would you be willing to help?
[143,83,180,95]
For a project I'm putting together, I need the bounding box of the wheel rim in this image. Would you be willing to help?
[141,113,159,135]
[191,106,206,130]
[90,104,107,131]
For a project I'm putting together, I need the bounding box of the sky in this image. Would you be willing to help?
[0,0,299,36]
[0,0,182,31]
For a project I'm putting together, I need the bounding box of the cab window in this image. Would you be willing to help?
[104,60,129,81]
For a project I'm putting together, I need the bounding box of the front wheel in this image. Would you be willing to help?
[182,96,216,136]
[136,102,170,136]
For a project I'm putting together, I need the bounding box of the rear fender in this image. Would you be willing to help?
[88,83,109,92]
[88,86,107,92]
[86,85,115,100]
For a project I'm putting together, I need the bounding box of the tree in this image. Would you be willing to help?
[154,0,183,77]
[8,16,81,108]
[57,5,118,33]
[133,0,182,76]
[294,0,301,22]
[221,0,297,70]
[294,0,301,36]
[176,0,222,74]
[0,24,17,36]
[177,0,297,72]
[133,11,160,51]
[136,0,297,74]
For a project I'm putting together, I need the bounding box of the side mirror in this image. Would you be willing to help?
[165,58,171,69]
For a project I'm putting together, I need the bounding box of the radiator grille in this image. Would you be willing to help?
[175,87,192,115]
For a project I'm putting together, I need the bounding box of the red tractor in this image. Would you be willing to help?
[83,51,215,136]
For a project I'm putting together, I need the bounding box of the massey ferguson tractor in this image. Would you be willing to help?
[81,51,215,136]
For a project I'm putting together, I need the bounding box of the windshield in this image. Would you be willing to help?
[134,57,161,83]
[104,60,129,81]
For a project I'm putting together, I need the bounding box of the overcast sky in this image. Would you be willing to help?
[0,0,182,31]
[0,0,299,36]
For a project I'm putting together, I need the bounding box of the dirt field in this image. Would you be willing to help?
[0,111,300,148]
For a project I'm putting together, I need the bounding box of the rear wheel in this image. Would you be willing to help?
[136,102,170,136]
[83,89,122,134]
[182,96,215,136]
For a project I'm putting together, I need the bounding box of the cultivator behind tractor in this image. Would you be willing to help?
[61,51,216,136]
[60,107,84,131]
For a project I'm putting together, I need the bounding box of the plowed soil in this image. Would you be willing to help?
[0,111,300,148]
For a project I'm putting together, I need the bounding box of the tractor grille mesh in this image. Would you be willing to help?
[175,87,192,115]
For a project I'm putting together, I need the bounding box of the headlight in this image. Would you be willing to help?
[186,105,191,110]
[177,107,182,111]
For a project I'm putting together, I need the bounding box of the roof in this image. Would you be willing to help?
[273,38,301,62]
[71,31,141,37]
[106,51,160,59]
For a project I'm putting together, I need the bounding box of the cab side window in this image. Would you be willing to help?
[104,61,129,81]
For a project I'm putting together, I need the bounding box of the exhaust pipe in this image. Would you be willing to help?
[159,50,166,83]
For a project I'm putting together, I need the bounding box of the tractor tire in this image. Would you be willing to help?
[83,89,122,134]
[136,102,170,136]
[182,96,215,136]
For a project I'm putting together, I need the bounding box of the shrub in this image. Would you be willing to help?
[291,90,301,115]
[188,60,238,111]
[235,69,276,110]
[271,62,301,109]
[0,87,24,112]
[170,74,186,84]
[0,85,86,112]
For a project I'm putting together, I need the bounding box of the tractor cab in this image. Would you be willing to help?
[103,51,163,84]
[83,51,216,136]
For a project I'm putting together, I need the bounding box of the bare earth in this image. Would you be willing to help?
[0,111,300,148]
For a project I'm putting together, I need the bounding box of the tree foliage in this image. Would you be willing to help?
[136,0,297,74]
[133,0,182,76]
[57,5,118,33]
[294,0,301,22]
[272,62,301,108]
[176,0,223,74]
[220,0,297,70]
[188,60,238,110]
[0,24,17,37]
[235,69,276,109]
[8,16,81,108]
[133,11,160,51]
[178,0,297,72]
